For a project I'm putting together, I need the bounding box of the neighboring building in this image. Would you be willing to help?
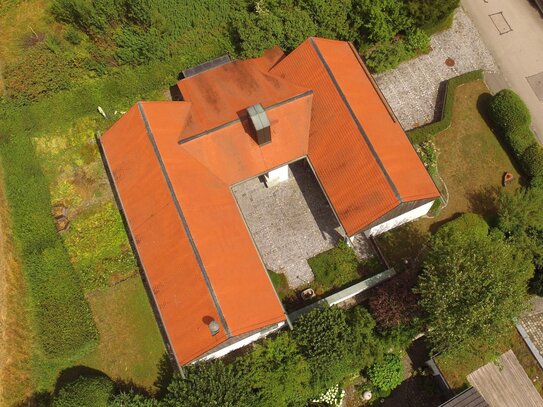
[100,37,439,367]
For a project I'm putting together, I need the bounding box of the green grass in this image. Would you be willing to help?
[78,276,166,388]
[268,270,297,302]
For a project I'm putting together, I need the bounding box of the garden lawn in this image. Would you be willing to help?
[436,329,543,396]
[417,80,522,232]
[377,80,522,267]
[78,276,165,388]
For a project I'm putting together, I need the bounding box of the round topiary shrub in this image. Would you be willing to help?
[52,374,114,407]
[367,354,403,396]
[489,89,531,133]
[521,143,543,188]
[504,128,536,157]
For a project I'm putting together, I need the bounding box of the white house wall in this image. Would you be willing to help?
[195,321,286,363]
[364,200,434,237]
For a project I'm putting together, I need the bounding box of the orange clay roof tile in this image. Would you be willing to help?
[100,38,439,365]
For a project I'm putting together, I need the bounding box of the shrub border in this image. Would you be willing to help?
[407,70,484,145]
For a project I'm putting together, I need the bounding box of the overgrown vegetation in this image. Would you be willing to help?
[369,272,419,329]
[0,132,97,359]
[408,70,484,144]
[497,187,543,295]
[0,0,460,105]
[308,240,361,291]
[365,353,403,397]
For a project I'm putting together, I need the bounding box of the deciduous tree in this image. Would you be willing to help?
[417,214,533,352]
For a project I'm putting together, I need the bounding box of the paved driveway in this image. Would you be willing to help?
[375,9,496,130]
[462,0,543,143]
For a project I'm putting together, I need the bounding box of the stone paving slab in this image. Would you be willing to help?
[375,8,497,130]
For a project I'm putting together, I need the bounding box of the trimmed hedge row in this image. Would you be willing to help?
[408,70,484,145]
[488,89,543,188]
[0,133,97,359]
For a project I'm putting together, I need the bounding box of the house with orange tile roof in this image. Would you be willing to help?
[100,37,440,368]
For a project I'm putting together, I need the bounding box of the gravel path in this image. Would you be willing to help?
[375,8,497,130]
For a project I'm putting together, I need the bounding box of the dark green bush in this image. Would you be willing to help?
[522,144,543,188]
[163,361,254,407]
[437,213,489,239]
[365,40,413,73]
[504,127,536,157]
[405,0,459,31]
[489,89,531,133]
[52,374,114,407]
[408,70,484,144]
[367,353,403,395]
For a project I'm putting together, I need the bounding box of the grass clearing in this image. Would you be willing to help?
[436,329,543,396]
[78,276,166,389]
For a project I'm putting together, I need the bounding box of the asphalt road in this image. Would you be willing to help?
[462,0,543,143]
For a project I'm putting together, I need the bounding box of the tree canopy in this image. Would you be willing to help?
[418,214,533,352]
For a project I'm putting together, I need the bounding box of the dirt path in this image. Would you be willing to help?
[0,162,33,405]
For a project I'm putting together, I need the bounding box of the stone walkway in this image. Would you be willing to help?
[520,310,543,361]
[232,160,343,289]
[375,8,497,130]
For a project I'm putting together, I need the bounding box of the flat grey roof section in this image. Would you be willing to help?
[182,55,231,78]
[439,387,488,407]
[467,350,543,407]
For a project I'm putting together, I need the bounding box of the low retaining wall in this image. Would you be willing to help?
[289,268,396,322]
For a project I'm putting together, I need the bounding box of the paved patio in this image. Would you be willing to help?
[375,8,497,130]
[232,160,344,288]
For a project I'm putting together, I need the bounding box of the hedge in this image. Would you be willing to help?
[52,374,114,407]
[489,89,531,133]
[522,143,543,188]
[485,89,542,188]
[408,70,484,145]
[503,126,536,157]
[0,133,97,359]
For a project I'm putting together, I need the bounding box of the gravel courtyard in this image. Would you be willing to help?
[375,8,497,130]
[232,160,343,289]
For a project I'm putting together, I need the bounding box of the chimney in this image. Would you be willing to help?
[247,103,271,145]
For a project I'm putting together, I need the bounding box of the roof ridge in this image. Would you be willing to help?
[178,89,314,145]
[137,102,232,338]
[308,37,403,205]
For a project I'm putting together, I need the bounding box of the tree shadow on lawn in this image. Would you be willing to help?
[11,357,174,407]
[375,223,430,271]
[466,185,501,225]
